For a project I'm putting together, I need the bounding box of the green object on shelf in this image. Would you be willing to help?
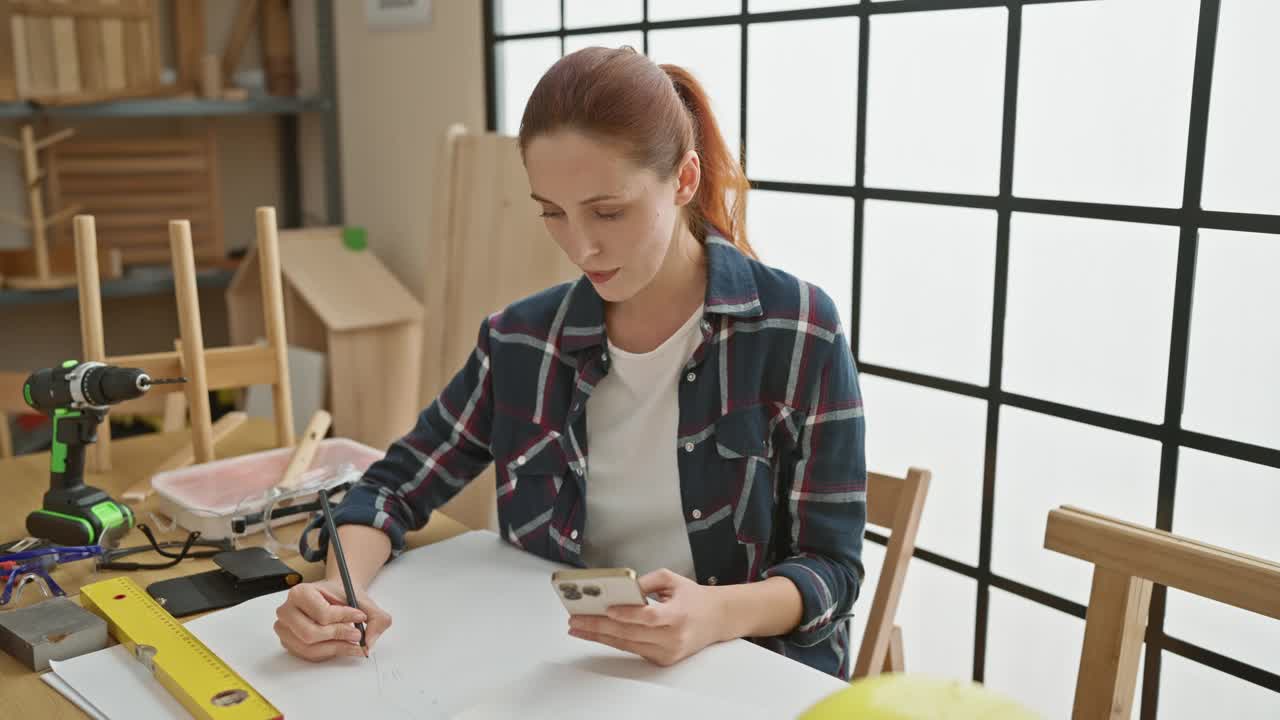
[343,226,368,251]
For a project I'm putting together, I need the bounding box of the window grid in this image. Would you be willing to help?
[483,0,1280,712]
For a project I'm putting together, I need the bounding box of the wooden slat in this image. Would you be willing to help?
[110,345,280,393]
[100,0,125,90]
[1045,507,1280,621]
[55,156,209,174]
[24,13,56,95]
[58,173,208,193]
[222,0,260,82]
[10,14,31,98]
[1073,566,1151,720]
[49,1,80,94]
[11,0,151,19]
[32,127,75,151]
[122,10,147,88]
[0,1,16,100]
[866,472,904,529]
[853,467,930,678]
[259,0,294,95]
[52,192,210,210]
[74,13,105,92]
[51,138,204,155]
[173,0,203,90]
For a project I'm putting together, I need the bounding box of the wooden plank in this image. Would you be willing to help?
[259,0,294,95]
[74,215,112,471]
[48,138,204,155]
[866,471,904,529]
[23,13,57,96]
[1071,566,1151,720]
[110,346,279,393]
[100,0,125,90]
[853,468,930,678]
[255,207,295,449]
[58,175,209,193]
[122,7,147,88]
[10,14,31,98]
[54,156,209,174]
[221,0,260,82]
[49,1,80,95]
[173,0,204,90]
[10,0,150,19]
[47,192,210,209]
[73,14,105,93]
[0,1,18,100]
[1045,507,1280,621]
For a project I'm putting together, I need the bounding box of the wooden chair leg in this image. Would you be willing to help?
[1073,566,1151,720]
[0,412,12,459]
[883,625,905,674]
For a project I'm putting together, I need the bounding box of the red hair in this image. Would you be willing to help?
[517,46,756,260]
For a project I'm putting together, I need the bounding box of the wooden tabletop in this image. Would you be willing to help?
[0,418,469,718]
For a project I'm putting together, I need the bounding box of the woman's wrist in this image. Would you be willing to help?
[710,576,804,643]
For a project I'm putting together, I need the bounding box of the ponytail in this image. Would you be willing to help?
[518,47,757,260]
[661,64,756,260]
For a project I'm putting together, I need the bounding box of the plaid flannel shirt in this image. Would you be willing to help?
[307,235,868,678]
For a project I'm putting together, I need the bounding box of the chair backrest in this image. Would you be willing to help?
[1044,506,1280,719]
[853,467,931,678]
[419,125,580,530]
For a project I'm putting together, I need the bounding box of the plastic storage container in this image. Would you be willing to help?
[151,438,384,539]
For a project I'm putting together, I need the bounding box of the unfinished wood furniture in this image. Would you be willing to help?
[421,125,582,530]
[854,467,932,678]
[227,227,424,453]
[1044,506,1280,720]
[74,208,295,488]
[1,0,165,104]
[0,124,81,289]
[49,129,224,267]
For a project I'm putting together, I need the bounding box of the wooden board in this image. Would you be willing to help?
[6,0,162,102]
[259,0,294,95]
[48,129,225,265]
[173,0,204,90]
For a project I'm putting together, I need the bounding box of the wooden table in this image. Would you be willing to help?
[0,418,469,718]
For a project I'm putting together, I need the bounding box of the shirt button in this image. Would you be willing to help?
[708,576,718,585]
[570,529,579,540]
[684,442,694,452]
[686,372,696,382]
[516,455,527,466]
[601,352,608,362]
[691,509,702,520]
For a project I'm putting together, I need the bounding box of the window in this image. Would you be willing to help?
[486,1,1280,711]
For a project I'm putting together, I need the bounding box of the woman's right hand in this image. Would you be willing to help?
[273,578,393,661]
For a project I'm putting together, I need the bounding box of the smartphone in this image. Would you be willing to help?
[551,568,646,616]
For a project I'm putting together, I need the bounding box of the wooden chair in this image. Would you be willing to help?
[853,467,931,678]
[1044,506,1280,719]
[419,125,580,530]
[73,209,296,490]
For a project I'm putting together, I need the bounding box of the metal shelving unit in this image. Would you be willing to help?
[0,0,343,305]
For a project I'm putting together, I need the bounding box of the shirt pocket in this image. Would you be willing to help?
[500,421,568,496]
[714,407,776,546]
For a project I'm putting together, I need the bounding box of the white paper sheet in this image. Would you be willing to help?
[41,671,109,720]
[453,662,775,720]
[49,531,845,719]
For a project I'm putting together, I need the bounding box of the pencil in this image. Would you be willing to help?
[319,491,367,655]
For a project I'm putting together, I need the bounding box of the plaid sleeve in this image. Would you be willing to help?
[301,316,496,562]
[762,297,867,648]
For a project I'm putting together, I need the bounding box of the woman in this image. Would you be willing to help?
[273,46,867,679]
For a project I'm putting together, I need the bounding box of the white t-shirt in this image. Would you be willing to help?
[580,305,705,578]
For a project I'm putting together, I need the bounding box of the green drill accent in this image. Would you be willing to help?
[50,409,80,473]
[91,501,125,531]
[23,382,33,407]
[61,359,77,369]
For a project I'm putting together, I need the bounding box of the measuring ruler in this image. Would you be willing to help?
[80,576,283,720]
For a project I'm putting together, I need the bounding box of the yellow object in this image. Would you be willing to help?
[80,577,282,720]
[799,673,1041,720]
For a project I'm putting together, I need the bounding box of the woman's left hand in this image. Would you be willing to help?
[567,568,729,667]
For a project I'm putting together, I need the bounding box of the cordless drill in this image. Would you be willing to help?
[22,360,185,546]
